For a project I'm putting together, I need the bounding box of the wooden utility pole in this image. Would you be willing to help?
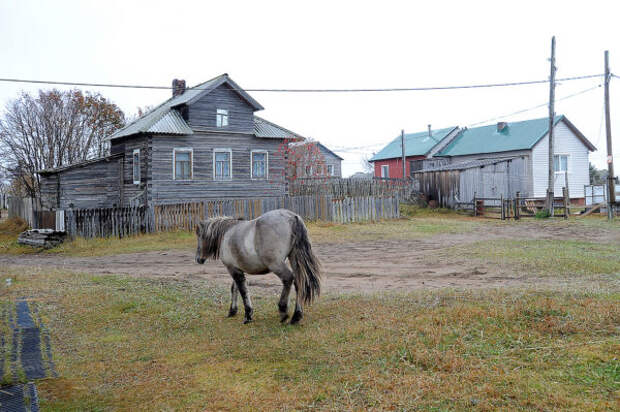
[604,50,616,220]
[547,36,557,216]
[401,129,406,179]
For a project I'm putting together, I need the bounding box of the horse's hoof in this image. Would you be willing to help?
[227,308,238,317]
[280,313,289,323]
[290,311,303,325]
[243,318,253,324]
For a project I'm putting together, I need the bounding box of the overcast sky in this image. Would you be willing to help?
[1,0,618,176]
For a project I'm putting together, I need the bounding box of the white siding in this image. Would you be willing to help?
[531,121,591,198]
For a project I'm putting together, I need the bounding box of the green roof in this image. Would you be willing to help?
[370,127,456,161]
[438,115,566,156]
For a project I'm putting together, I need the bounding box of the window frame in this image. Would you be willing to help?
[327,164,334,176]
[553,154,569,174]
[250,149,269,180]
[132,149,140,185]
[213,148,233,181]
[381,164,389,178]
[172,148,193,181]
[305,165,312,177]
[216,108,229,128]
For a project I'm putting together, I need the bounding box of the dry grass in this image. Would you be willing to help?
[1,266,618,411]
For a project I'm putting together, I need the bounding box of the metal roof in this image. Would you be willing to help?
[437,115,596,156]
[370,127,457,161]
[38,154,123,175]
[415,157,519,173]
[105,74,264,141]
[253,116,304,139]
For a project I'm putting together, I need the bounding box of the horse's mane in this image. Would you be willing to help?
[199,216,243,259]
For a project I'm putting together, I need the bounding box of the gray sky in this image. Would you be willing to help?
[1,0,618,176]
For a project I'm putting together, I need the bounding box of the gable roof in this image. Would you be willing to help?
[437,115,596,157]
[104,74,305,141]
[415,156,519,173]
[370,127,457,161]
[317,142,344,160]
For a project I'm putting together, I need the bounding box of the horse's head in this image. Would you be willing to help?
[195,221,208,264]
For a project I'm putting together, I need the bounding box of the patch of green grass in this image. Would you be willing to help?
[456,239,620,277]
[1,267,618,411]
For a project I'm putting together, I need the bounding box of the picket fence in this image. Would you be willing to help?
[289,177,416,199]
[63,194,401,238]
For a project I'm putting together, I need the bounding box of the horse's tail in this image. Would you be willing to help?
[289,215,322,305]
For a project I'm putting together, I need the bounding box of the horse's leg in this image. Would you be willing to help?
[227,266,253,324]
[228,282,238,317]
[272,264,294,323]
[290,280,303,324]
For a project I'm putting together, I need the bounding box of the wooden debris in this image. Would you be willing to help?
[17,229,66,248]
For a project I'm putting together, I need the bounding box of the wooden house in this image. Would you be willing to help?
[372,115,596,205]
[287,141,343,179]
[39,74,305,209]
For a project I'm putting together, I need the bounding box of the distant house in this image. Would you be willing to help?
[369,127,459,178]
[38,74,305,209]
[371,115,596,203]
[287,141,343,179]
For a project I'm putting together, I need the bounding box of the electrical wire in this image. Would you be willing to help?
[0,73,605,93]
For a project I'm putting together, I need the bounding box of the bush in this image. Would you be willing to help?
[0,216,28,234]
[535,209,551,219]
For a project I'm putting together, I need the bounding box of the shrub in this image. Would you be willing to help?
[535,209,551,219]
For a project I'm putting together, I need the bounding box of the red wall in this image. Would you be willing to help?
[373,156,425,178]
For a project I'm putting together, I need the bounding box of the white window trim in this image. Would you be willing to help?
[213,148,233,180]
[327,164,335,176]
[250,149,269,179]
[132,149,140,185]
[172,147,194,181]
[216,108,229,128]
[553,153,570,174]
[381,164,389,178]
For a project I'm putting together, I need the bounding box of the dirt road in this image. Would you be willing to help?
[2,220,617,295]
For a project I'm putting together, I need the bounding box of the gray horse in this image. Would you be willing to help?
[195,209,322,324]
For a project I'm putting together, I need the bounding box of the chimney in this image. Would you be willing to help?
[172,79,186,97]
[428,124,432,137]
[497,122,508,132]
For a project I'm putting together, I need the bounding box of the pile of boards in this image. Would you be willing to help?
[17,229,66,248]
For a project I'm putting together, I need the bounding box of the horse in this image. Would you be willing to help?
[195,209,322,324]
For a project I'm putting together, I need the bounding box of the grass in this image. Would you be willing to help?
[0,268,618,411]
[450,238,620,278]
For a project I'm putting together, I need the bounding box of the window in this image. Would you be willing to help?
[214,149,232,180]
[173,148,193,180]
[251,150,268,179]
[554,154,568,173]
[216,109,228,127]
[132,149,140,184]
[327,165,334,176]
[381,165,389,178]
[305,165,312,176]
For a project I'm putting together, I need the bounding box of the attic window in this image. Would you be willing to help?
[216,109,228,127]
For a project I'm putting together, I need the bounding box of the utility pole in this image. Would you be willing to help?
[604,50,616,220]
[547,36,557,215]
[401,129,406,179]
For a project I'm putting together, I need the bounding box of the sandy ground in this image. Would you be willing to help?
[2,220,618,296]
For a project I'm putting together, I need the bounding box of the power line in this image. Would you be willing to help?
[0,73,605,93]
[467,83,602,127]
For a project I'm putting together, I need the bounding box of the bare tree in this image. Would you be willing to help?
[0,89,125,197]
[361,153,374,173]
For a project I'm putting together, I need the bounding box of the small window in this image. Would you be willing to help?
[381,165,389,178]
[251,151,268,179]
[305,165,312,177]
[132,149,140,184]
[214,149,232,180]
[216,109,228,127]
[327,165,334,176]
[174,148,193,180]
[554,155,568,173]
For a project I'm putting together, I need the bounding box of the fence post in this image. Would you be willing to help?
[500,194,505,220]
[473,192,477,217]
[515,192,520,220]
[563,187,569,220]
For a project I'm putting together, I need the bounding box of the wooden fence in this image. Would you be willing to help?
[63,194,401,238]
[456,190,571,220]
[7,197,37,227]
[0,194,8,210]
[289,177,417,199]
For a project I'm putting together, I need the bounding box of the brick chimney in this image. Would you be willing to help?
[172,79,186,97]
